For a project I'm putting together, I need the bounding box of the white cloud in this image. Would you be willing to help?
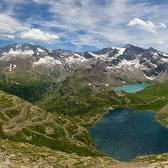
[158,40,165,44]
[0,14,26,33]
[1,0,168,51]
[31,0,168,48]
[0,13,59,43]
[128,18,156,33]
[20,28,59,43]
[128,18,167,34]
[159,23,167,29]
[3,34,15,39]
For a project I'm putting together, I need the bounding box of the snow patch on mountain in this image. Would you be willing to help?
[4,48,34,56]
[88,52,100,58]
[65,53,87,64]
[161,58,168,62]
[88,52,110,61]
[144,74,155,80]
[33,56,62,66]
[159,52,168,57]
[1,44,168,82]
[9,64,16,72]
[115,47,126,55]
[0,49,34,61]
[37,48,45,53]
[116,59,141,69]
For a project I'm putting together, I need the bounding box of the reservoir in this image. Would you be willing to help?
[112,83,150,93]
[89,108,168,161]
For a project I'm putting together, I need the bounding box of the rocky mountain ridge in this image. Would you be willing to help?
[0,44,168,83]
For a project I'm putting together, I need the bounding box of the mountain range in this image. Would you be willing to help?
[1,44,168,85]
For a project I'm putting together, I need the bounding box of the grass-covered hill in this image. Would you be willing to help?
[1,70,168,132]
[0,89,144,167]
[1,70,168,167]
[0,90,102,157]
[133,83,168,127]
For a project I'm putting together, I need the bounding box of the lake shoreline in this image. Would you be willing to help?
[89,108,168,162]
[88,82,168,162]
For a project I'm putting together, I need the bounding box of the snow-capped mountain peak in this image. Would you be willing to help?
[1,44,168,82]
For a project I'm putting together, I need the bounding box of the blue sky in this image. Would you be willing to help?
[0,0,168,51]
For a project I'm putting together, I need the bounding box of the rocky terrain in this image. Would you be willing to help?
[1,83,168,167]
[2,138,168,168]
[1,44,168,85]
[0,139,118,168]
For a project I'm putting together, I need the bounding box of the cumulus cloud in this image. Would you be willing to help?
[128,18,167,33]
[20,28,59,43]
[128,18,157,33]
[30,0,168,49]
[0,14,59,43]
[1,0,168,51]
[159,23,167,29]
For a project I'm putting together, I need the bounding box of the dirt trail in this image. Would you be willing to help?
[103,162,147,168]
[159,103,168,113]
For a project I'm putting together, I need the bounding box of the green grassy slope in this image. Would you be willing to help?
[1,71,168,125]
[132,83,168,111]
[0,139,117,168]
[0,90,102,157]
[1,70,168,164]
[0,72,53,102]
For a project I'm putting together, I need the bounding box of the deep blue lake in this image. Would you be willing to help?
[112,83,150,93]
[89,108,168,161]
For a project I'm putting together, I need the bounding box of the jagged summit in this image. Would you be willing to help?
[148,47,158,52]
[0,43,168,82]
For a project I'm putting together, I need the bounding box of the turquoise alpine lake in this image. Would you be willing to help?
[112,83,150,93]
[88,108,168,161]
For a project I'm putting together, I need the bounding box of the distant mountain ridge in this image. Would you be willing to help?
[0,43,168,83]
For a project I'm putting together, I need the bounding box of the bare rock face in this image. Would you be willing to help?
[45,127,54,135]
[0,140,118,168]
[146,161,168,168]
[1,43,168,83]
